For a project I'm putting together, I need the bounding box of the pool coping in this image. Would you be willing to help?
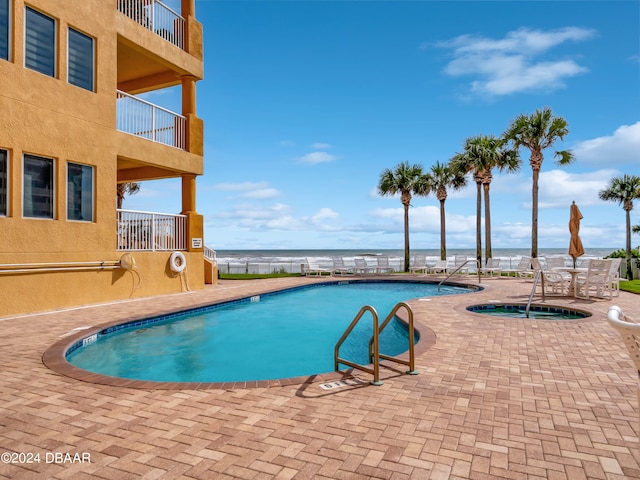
[42,278,471,389]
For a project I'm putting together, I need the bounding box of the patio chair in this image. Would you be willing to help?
[575,259,612,299]
[607,258,623,297]
[331,256,353,276]
[354,257,376,275]
[376,256,394,274]
[606,306,640,414]
[429,260,448,274]
[504,256,533,278]
[305,258,330,276]
[531,258,570,296]
[479,258,502,277]
[409,254,428,274]
[453,255,470,275]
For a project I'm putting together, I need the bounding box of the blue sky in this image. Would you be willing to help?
[127,0,640,252]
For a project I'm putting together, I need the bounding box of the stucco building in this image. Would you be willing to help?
[0,0,210,316]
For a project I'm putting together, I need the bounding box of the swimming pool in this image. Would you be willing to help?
[62,280,477,384]
[466,303,591,320]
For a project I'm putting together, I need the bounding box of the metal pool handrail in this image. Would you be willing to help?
[525,269,545,318]
[438,259,481,290]
[368,302,418,375]
[334,305,383,385]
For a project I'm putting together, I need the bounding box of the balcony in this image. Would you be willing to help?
[118,0,185,50]
[117,209,187,251]
[116,90,186,150]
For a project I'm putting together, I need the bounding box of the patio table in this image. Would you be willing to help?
[553,267,588,297]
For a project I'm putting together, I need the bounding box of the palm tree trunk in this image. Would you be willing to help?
[626,207,632,279]
[476,181,482,267]
[404,203,410,272]
[531,168,539,258]
[440,199,446,261]
[483,182,492,264]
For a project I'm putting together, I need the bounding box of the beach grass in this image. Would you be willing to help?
[620,280,640,294]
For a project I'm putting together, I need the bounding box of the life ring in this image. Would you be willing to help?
[170,251,187,274]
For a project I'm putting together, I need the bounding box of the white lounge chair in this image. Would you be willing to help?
[429,260,448,274]
[505,256,533,278]
[376,256,394,274]
[480,258,502,277]
[409,254,428,274]
[606,306,640,411]
[453,255,469,275]
[331,256,353,276]
[531,258,570,296]
[607,258,622,297]
[576,259,611,299]
[305,258,330,276]
[354,257,376,275]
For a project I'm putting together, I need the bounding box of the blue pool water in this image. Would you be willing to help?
[67,281,475,383]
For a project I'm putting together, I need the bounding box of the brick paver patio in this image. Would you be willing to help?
[1,275,638,479]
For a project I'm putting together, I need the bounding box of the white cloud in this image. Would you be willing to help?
[535,169,618,208]
[437,27,595,96]
[311,143,332,149]
[571,122,640,165]
[369,205,474,234]
[239,188,281,199]
[213,181,268,191]
[279,140,295,147]
[296,152,337,164]
[309,208,339,224]
[213,203,342,232]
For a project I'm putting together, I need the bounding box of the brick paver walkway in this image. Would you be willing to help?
[1,275,638,479]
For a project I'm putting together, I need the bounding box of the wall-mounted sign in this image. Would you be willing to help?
[192,238,203,249]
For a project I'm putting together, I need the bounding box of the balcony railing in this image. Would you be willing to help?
[117,209,187,251]
[116,90,186,149]
[118,0,185,50]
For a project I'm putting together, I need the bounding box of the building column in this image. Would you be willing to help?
[182,0,195,18]
[181,174,197,213]
[181,174,203,253]
[181,75,197,115]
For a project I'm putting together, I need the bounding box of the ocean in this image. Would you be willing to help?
[213,247,618,275]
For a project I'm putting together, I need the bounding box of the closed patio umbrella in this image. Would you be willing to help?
[568,201,585,268]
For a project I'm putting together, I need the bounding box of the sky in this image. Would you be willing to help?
[126,0,640,253]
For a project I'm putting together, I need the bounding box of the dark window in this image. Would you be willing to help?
[23,154,54,219]
[25,7,55,77]
[68,28,94,91]
[0,0,9,61]
[67,163,93,221]
[0,149,7,216]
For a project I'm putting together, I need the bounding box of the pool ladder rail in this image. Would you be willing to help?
[334,302,418,386]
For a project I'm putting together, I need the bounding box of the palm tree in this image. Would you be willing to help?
[503,107,574,258]
[417,161,467,261]
[599,174,640,279]
[451,135,519,266]
[378,162,425,272]
[117,182,141,209]
[477,136,520,263]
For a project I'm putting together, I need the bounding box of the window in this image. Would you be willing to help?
[25,7,55,77]
[23,154,54,219]
[0,149,7,216]
[67,162,93,221]
[68,28,94,91]
[0,0,9,61]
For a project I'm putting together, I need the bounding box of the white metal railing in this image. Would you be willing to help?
[116,90,186,149]
[203,246,217,264]
[117,209,187,251]
[117,0,185,50]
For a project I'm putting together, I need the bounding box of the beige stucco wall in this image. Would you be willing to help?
[0,0,205,317]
